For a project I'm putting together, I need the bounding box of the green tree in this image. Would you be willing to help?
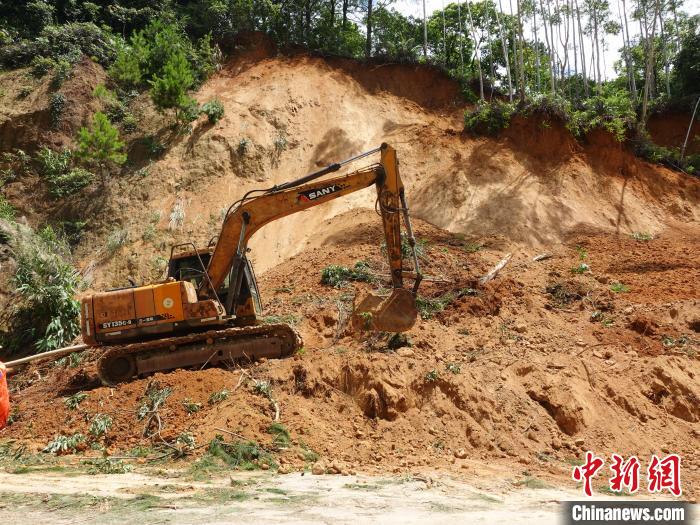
[672,17,700,97]
[149,49,195,122]
[76,112,127,169]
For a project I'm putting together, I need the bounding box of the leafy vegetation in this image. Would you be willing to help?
[208,389,230,405]
[48,92,66,129]
[206,435,276,471]
[610,282,631,293]
[464,100,515,135]
[321,261,375,288]
[44,433,85,454]
[2,225,81,353]
[268,423,291,448]
[64,392,87,410]
[182,398,202,414]
[88,414,113,438]
[76,112,127,169]
[201,99,225,124]
[416,291,456,319]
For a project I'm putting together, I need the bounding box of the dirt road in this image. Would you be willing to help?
[0,469,646,524]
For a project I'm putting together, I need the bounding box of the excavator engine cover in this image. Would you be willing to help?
[351,288,418,332]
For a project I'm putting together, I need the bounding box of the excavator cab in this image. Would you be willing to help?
[167,245,262,324]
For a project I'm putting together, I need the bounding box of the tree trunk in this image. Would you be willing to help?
[640,0,661,127]
[496,0,514,101]
[533,2,542,92]
[620,0,637,102]
[592,0,602,92]
[466,0,485,99]
[423,0,428,58]
[539,0,556,93]
[458,0,465,74]
[574,0,588,96]
[516,0,526,102]
[571,0,578,96]
[365,0,373,59]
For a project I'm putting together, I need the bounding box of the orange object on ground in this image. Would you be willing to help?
[0,362,8,430]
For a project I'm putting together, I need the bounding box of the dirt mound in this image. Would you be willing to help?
[4,214,699,494]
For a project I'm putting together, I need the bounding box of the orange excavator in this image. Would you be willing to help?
[81,144,422,385]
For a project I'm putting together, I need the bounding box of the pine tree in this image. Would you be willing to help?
[76,112,127,168]
[150,49,194,122]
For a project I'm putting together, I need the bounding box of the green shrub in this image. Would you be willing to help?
[201,99,224,124]
[149,49,195,122]
[179,97,201,125]
[142,135,166,157]
[36,147,93,198]
[36,147,72,178]
[50,59,73,89]
[76,112,127,167]
[122,113,138,133]
[207,435,276,470]
[1,225,81,353]
[0,23,117,69]
[49,93,66,129]
[416,291,456,319]
[237,138,251,155]
[268,423,291,448]
[48,168,94,197]
[464,100,515,136]
[88,414,113,438]
[208,389,230,405]
[320,261,375,287]
[182,399,202,414]
[30,56,55,77]
[523,94,572,122]
[569,90,636,141]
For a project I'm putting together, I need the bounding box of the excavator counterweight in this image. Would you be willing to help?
[81,144,422,385]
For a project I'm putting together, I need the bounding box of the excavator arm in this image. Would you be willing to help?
[202,143,422,331]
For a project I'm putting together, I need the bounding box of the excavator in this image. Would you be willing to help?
[81,144,422,385]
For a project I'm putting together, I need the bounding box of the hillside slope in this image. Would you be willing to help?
[79,47,699,290]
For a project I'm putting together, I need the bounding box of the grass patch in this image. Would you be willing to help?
[416,291,456,319]
[610,282,630,293]
[261,314,300,325]
[268,423,291,448]
[208,389,230,405]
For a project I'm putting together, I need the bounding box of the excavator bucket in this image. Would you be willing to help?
[351,288,418,333]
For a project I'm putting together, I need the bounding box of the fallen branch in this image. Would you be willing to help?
[478,253,513,285]
[533,253,553,262]
[4,344,89,371]
[214,427,248,441]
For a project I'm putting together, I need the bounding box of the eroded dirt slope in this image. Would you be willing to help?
[61,44,699,291]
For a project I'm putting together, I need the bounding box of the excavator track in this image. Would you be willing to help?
[96,324,302,386]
